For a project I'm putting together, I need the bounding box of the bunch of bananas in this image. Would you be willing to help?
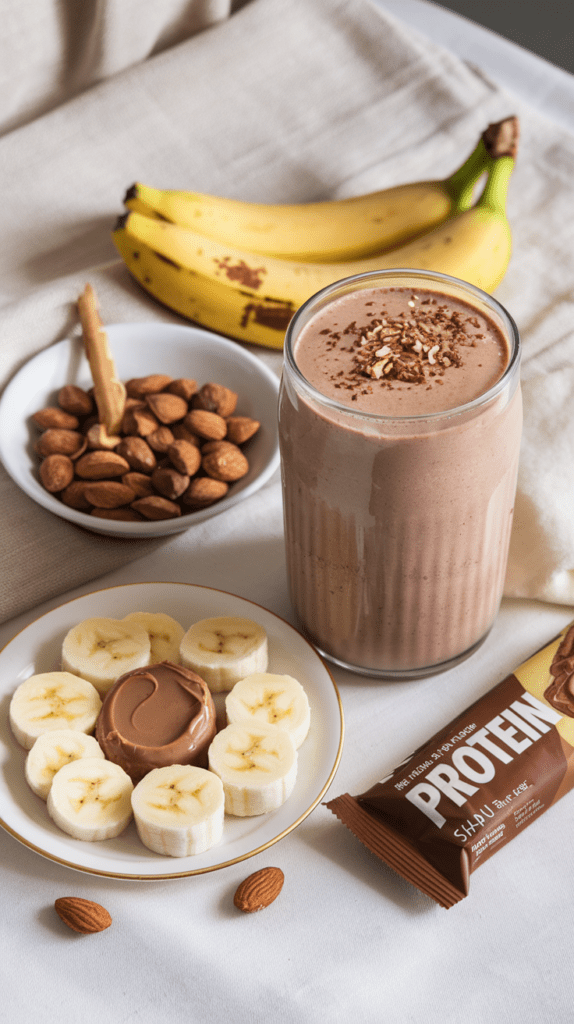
[113,116,518,349]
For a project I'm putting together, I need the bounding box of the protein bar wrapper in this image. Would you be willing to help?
[326,622,574,908]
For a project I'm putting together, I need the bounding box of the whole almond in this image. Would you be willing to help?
[116,436,157,474]
[168,439,202,476]
[125,374,173,398]
[166,378,198,401]
[75,450,130,479]
[58,385,93,417]
[151,466,190,500]
[32,407,79,431]
[39,454,74,493]
[131,495,182,520]
[193,382,237,418]
[202,442,249,482]
[122,405,159,437]
[83,481,137,508]
[122,472,154,498]
[225,416,260,445]
[147,426,175,453]
[35,428,85,458]
[146,392,188,425]
[60,480,92,510]
[185,409,227,441]
[182,476,228,507]
[54,896,112,934]
[233,867,284,913]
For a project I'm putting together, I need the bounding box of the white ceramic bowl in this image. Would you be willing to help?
[0,323,280,537]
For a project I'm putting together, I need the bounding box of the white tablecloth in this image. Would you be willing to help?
[1,2,574,1021]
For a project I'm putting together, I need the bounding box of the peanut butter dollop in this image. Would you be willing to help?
[95,661,216,782]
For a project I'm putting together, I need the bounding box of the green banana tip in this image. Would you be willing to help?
[447,115,519,211]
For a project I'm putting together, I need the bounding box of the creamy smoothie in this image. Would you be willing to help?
[279,270,522,677]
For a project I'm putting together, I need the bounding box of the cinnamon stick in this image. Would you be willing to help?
[78,284,126,435]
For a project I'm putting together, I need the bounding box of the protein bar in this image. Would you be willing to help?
[326,622,574,907]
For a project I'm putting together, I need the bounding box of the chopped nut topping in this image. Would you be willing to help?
[321,293,483,395]
[368,360,387,379]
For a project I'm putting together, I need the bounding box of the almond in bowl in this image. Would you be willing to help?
[0,286,280,537]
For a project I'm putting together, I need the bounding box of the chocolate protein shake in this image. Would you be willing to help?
[279,270,522,677]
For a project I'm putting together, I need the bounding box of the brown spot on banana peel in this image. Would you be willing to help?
[241,300,295,331]
[215,257,266,290]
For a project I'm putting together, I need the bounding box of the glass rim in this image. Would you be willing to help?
[283,268,521,424]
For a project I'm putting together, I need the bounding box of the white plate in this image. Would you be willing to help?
[0,583,343,879]
[0,323,280,537]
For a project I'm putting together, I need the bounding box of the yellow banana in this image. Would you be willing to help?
[113,153,514,348]
[112,227,294,349]
[123,118,518,262]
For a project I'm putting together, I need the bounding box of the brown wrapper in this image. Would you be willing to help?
[326,621,574,908]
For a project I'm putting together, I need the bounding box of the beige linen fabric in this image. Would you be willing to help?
[0,0,573,623]
[0,0,235,136]
[489,114,574,603]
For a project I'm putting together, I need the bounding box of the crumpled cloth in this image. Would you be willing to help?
[0,0,573,624]
[0,0,235,137]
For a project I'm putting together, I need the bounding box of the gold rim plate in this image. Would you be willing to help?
[0,583,343,878]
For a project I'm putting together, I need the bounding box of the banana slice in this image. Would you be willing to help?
[122,611,185,664]
[47,757,133,841]
[62,616,151,694]
[225,673,311,749]
[9,672,102,750]
[25,729,105,800]
[131,765,224,857]
[208,722,297,816]
[179,616,268,692]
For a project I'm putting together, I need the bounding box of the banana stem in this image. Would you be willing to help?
[476,155,514,214]
[445,117,519,213]
[445,138,490,212]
